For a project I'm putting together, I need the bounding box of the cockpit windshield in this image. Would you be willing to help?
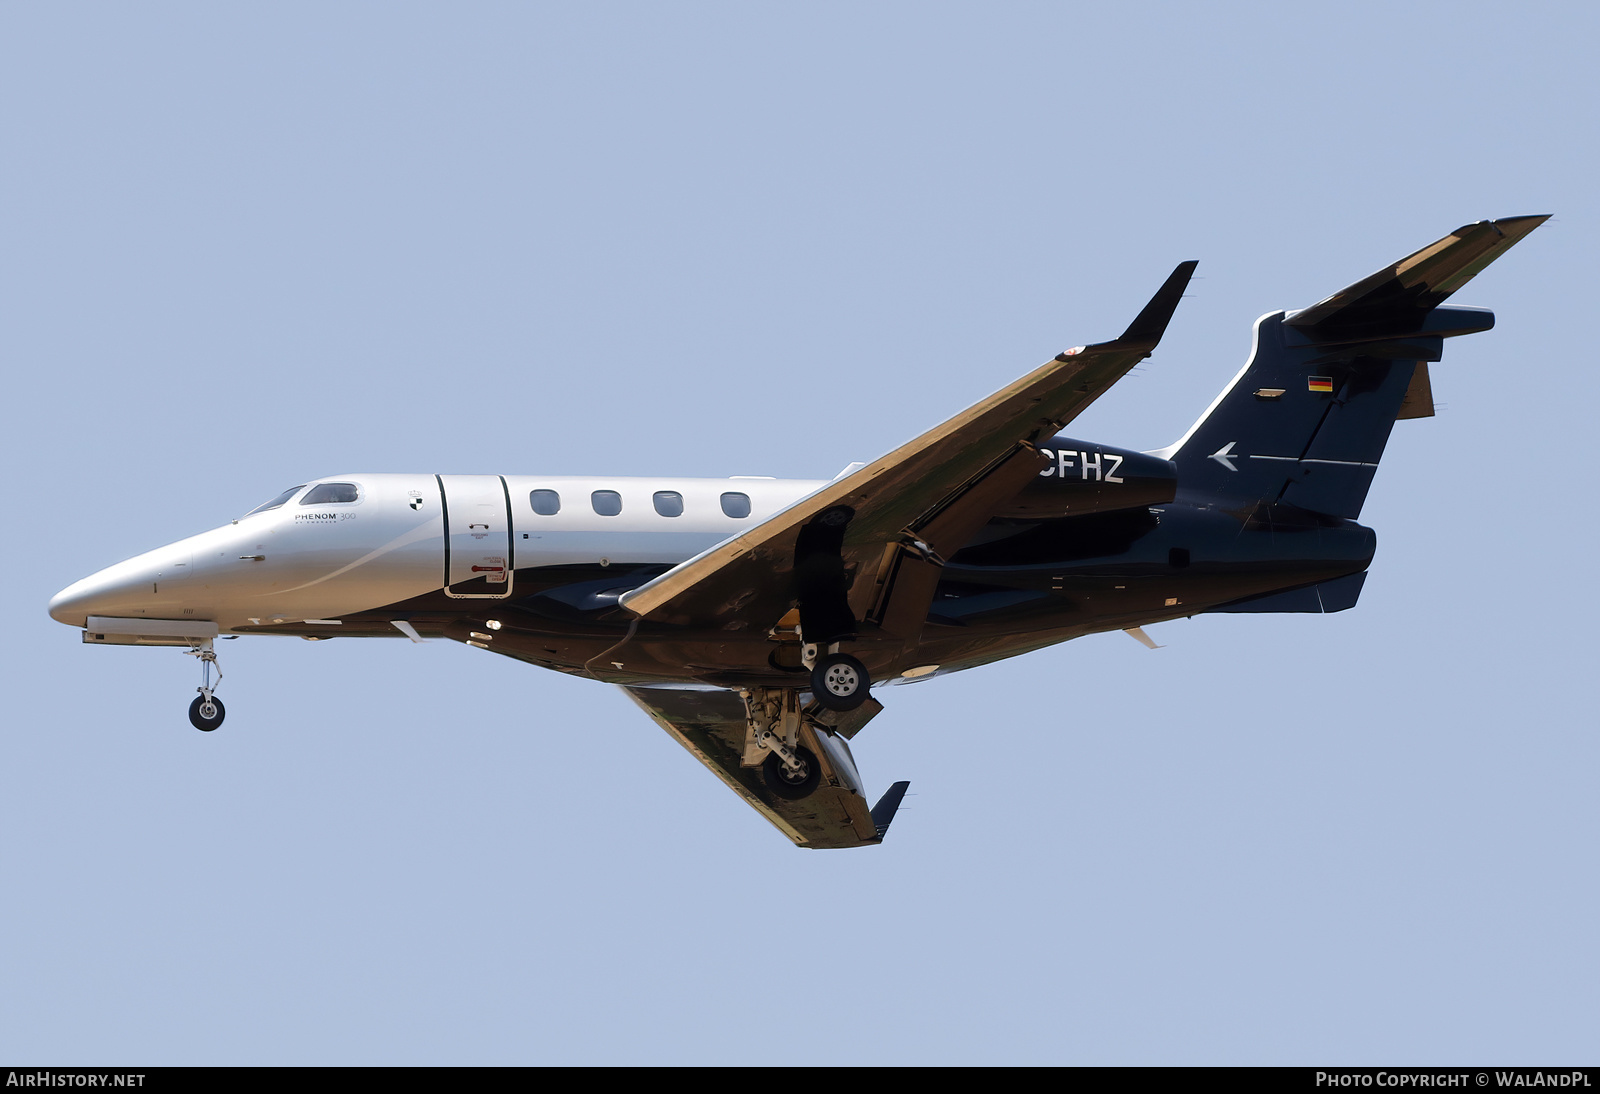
[299,482,360,505]
[244,485,306,517]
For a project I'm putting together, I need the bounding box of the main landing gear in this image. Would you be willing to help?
[185,640,225,731]
[811,652,869,712]
[742,688,824,800]
[763,745,821,800]
[797,641,871,713]
[740,652,873,801]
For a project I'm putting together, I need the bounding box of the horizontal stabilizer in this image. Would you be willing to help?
[1286,215,1547,341]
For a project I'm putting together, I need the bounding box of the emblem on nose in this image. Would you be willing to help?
[408,491,424,511]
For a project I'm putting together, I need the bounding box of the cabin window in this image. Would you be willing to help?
[720,491,751,519]
[591,490,623,517]
[652,491,684,518]
[300,482,360,505]
[529,489,561,516]
[245,485,306,516]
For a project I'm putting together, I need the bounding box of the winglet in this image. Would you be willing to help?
[871,781,911,840]
[1116,260,1199,350]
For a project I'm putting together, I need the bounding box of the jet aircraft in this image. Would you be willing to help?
[49,217,1547,849]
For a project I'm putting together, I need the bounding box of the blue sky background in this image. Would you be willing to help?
[3,1,1595,1064]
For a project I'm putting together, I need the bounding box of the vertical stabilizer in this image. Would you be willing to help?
[1160,216,1546,518]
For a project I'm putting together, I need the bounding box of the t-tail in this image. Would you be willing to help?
[1158,216,1548,518]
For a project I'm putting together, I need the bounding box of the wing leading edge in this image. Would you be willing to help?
[614,261,1197,652]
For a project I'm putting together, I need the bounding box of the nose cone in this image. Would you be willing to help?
[49,560,154,628]
[48,543,195,628]
[49,573,106,627]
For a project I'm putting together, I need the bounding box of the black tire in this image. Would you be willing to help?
[811,652,870,712]
[762,746,821,801]
[189,694,225,732]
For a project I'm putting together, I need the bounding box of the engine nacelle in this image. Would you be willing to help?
[997,438,1177,519]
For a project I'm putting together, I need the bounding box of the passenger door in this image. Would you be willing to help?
[438,474,514,599]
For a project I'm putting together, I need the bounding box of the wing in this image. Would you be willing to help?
[615,261,1197,650]
[621,685,908,849]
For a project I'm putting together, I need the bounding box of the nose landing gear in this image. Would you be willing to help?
[185,640,225,731]
[189,693,226,731]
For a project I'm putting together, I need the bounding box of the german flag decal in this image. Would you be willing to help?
[1308,376,1334,393]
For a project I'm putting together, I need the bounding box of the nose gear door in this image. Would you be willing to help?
[438,474,515,599]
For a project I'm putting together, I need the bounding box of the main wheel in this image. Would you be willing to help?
[189,694,226,732]
[811,652,870,712]
[762,746,821,801]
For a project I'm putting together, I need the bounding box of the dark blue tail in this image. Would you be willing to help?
[1159,216,1546,519]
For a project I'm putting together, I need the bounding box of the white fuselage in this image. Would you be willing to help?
[49,474,828,633]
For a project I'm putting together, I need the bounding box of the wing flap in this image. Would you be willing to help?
[622,685,886,849]
[857,442,1049,638]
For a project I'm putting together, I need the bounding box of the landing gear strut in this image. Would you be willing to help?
[185,640,225,731]
[741,687,825,800]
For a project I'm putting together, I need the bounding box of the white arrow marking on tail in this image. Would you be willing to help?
[1209,441,1240,471]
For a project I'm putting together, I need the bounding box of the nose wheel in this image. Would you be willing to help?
[184,640,226,731]
[189,693,226,731]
